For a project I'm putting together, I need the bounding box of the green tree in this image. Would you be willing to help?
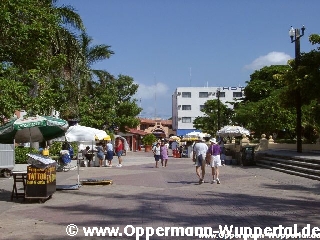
[275,36,320,142]
[60,33,114,120]
[235,91,296,137]
[79,74,142,132]
[243,65,290,102]
[0,0,60,69]
[0,0,142,133]
[233,65,298,138]
[0,66,31,123]
[193,99,232,136]
[0,0,84,119]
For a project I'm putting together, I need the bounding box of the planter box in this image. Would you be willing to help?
[145,145,152,152]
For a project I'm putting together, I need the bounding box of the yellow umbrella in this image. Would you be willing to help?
[103,135,111,141]
[169,136,180,141]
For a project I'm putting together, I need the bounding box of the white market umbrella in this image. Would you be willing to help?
[65,125,109,187]
[217,125,250,138]
[65,125,108,142]
[185,131,201,137]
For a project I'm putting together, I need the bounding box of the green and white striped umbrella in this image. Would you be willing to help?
[0,116,68,144]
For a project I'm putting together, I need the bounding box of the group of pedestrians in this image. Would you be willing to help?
[151,137,222,184]
[152,140,169,168]
[83,138,124,168]
[193,137,222,185]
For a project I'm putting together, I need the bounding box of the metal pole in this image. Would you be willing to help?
[294,29,302,153]
[217,89,221,131]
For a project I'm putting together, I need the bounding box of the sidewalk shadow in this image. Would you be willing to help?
[167,180,195,185]
[262,182,320,195]
[0,188,13,202]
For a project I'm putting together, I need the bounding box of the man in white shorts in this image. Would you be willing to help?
[208,138,221,184]
[192,137,208,184]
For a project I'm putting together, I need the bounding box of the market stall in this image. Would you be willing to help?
[25,154,56,202]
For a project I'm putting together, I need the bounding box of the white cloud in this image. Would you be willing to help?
[245,52,291,70]
[134,82,169,100]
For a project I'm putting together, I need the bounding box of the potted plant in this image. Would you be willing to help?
[142,134,157,152]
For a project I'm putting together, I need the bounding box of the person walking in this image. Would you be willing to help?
[95,142,104,167]
[152,142,161,168]
[219,137,226,166]
[115,138,124,167]
[82,146,93,167]
[208,138,222,184]
[105,140,114,167]
[160,140,169,167]
[192,138,208,184]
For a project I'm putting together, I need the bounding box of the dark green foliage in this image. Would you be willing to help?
[49,141,62,156]
[0,0,141,133]
[49,141,78,158]
[142,134,157,146]
[15,147,38,164]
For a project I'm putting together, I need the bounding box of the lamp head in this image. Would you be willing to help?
[289,26,295,37]
[301,25,305,36]
[289,26,295,42]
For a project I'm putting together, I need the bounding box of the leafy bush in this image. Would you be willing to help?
[49,141,62,156]
[70,142,78,158]
[142,134,157,146]
[15,147,38,164]
[49,141,78,159]
[14,141,80,164]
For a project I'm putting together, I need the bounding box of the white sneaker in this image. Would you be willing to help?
[211,179,216,184]
[116,164,122,168]
[217,179,221,184]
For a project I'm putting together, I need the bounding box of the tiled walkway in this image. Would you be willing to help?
[0,150,320,239]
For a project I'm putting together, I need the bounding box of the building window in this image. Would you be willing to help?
[182,105,191,110]
[218,91,225,98]
[182,117,192,123]
[182,92,191,98]
[200,105,205,111]
[233,92,242,98]
[199,92,208,98]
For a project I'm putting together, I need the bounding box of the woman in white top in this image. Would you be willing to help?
[152,142,161,168]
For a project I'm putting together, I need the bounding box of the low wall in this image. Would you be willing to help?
[268,142,320,151]
[224,142,320,154]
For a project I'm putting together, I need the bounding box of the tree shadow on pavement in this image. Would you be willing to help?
[16,186,320,229]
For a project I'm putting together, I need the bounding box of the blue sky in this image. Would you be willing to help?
[58,0,319,119]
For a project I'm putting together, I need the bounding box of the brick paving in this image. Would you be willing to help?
[0,150,320,239]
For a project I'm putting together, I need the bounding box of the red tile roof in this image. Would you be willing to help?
[127,128,148,136]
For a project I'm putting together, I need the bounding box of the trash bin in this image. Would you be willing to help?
[25,154,56,202]
[240,146,255,166]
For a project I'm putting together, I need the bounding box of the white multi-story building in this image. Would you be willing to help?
[172,86,245,136]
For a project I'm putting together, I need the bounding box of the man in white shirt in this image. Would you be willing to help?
[192,138,208,184]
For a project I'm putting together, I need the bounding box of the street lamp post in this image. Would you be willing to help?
[217,88,221,131]
[289,25,305,153]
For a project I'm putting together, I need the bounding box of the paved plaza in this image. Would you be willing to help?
[0,150,320,240]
